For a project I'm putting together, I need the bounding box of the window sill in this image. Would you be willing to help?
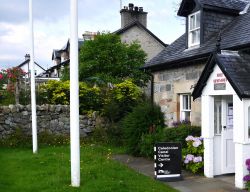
[184,44,200,51]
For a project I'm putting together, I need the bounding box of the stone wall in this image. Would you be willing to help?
[0,105,96,139]
[153,63,205,127]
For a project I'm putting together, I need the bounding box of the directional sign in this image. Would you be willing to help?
[154,142,182,181]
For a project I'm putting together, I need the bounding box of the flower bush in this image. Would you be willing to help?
[0,67,26,104]
[182,135,204,173]
[243,158,250,191]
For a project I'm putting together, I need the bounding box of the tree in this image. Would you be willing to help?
[78,33,150,87]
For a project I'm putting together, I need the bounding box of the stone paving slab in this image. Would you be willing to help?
[113,154,246,192]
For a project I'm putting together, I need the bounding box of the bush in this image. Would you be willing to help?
[182,136,204,173]
[163,125,201,148]
[121,101,165,156]
[139,128,165,158]
[39,80,103,113]
[102,79,143,123]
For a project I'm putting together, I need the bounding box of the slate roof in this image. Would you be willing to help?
[114,21,167,47]
[37,59,69,77]
[144,8,250,71]
[178,0,250,16]
[52,49,61,60]
[192,50,250,100]
[199,0,249,11]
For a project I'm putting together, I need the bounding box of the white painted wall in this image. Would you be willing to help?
[201,63,250,189]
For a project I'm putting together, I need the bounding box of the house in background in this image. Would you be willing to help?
[38,38,85,79]
[17,54,45,78]
[115,3,166,61]
[144,0,250,189]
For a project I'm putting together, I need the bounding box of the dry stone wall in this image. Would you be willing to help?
[0,104,96,139]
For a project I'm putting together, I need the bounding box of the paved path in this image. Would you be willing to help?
[113,154,246,192]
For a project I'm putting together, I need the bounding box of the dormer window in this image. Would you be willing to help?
[188,11,200,47]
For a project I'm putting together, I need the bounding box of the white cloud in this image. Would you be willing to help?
[0,0,185,69]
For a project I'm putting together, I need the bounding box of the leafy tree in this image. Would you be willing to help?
[78,33,150,87]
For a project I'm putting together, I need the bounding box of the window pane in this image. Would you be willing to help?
[182,95,191,110]
[190,15,195,30]
[191,30,200,45]
[214,100,222,135]
[196,12,200,28]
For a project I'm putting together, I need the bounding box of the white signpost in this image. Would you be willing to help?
[70,0,80,187]
[29,0,38,154]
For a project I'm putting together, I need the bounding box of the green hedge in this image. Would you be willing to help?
[163,126,201,147]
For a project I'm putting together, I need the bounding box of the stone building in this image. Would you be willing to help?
[115,3,166,61]
[144,0,250,189]
[144,0,250,127]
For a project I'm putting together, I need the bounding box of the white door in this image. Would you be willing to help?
[214,96,234,175]
[221,97,235,174]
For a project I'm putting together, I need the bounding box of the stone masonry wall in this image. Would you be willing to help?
[120,26,165,61]
[0,105,96,139]
[153,63,205,127]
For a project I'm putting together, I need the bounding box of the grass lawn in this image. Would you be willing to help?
[0,144,178,192]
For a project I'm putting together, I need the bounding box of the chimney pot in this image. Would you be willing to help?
[134,6,139,12]
[25,54,30,60]
[128,3,134,10]
[139,7,143,12]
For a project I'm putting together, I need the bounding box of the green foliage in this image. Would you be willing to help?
[0,91,15,106]
[60,66,70,81]
[121,101,165,156]
[78,33,150,87]
[163,126,201,147]
[39,80,103,113]
[79,82,103,113]
[102,79,143,123]
[0,128,31,147]
[139,128,165,158]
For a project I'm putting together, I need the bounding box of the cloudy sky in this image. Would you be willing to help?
[0,0,184,69]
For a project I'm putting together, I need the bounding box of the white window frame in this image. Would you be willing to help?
[188,11,200,47]
[180,94,191,122]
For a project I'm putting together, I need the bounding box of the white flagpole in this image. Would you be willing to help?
[120,0,122,10]
[29,0,38,154]
[70,0,80,187]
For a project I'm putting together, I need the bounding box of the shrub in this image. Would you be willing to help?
[102,79,143,123]
[121,101,165,156]
[39,80,103,113]
[79,82,103,113]
[139,127,165,158]
[182,136,204,173]
[163,125,201,147]
[243,159,250,191]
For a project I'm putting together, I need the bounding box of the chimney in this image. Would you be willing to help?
[120,3,148,28]
[25,54,30,60]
